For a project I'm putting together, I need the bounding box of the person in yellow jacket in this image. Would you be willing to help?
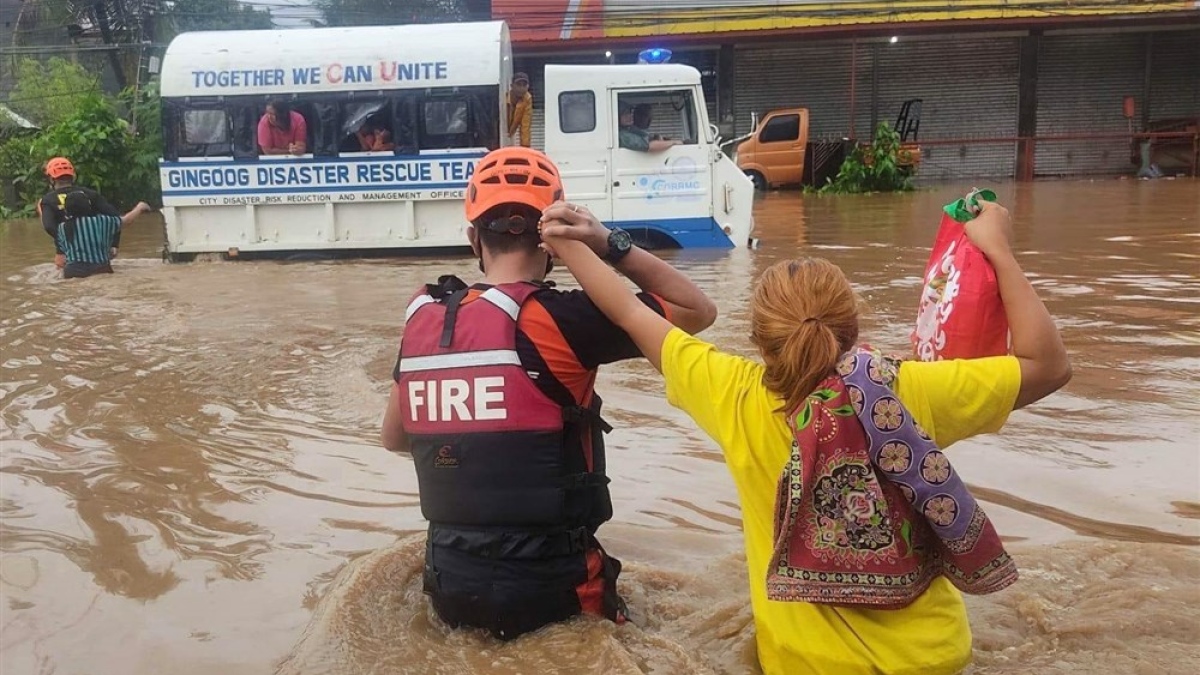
[507,72,533,147]
[537,199,1072,675]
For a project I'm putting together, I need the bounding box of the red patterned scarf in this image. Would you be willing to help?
[766,349,1017,608]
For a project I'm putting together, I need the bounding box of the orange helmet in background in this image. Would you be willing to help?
[464,147,564,224]
[45,157,75,180]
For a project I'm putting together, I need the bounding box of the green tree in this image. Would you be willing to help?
[119,81,164,206]
[314,0,471,27]
[6,58,101,129]
[162,0,275,35]
[1,77,164,218]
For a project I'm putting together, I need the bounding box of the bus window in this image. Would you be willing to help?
[308,101,340,157]
[470,89,500,150]
[340,101,394,153]
[389,94,420,154]
[421,98,471,150]
[177,108,232,158]
[230,105,259,159]
[426,100,469,134]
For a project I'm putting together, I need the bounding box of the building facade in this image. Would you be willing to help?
[496,0,1200,179]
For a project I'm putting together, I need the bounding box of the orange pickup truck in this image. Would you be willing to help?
[734,107,921,190]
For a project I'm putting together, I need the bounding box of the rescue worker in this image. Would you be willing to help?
[380,147,718,640]
[506,72,533,147]
[38,157,121,269]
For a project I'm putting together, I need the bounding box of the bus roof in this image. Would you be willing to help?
[161,21,510,98]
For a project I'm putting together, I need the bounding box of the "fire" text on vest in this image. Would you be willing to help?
[406,377,506,422]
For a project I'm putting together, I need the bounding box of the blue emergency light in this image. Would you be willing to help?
[638,48,672,64]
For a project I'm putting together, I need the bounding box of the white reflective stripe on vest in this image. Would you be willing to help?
[398,349,522,373]
[405,294,435,322]
[479,287,521,321]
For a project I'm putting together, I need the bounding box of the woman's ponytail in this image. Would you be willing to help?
[750,259,860,413]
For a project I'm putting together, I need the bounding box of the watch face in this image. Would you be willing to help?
[612,229,633,251]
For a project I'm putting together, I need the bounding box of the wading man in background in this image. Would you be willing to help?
[38,157,122,270]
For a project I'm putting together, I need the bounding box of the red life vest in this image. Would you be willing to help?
[396,277,613,556]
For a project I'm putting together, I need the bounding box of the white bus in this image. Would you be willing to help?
[157,21,753,260]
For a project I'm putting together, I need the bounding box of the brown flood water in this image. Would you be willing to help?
[2,180,1198,675]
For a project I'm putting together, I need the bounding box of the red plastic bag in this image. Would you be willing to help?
[911,212,1009,361]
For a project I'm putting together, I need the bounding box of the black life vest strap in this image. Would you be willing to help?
[438,288,469,348]
[564,472,611,490]
[428,524,590,559]
[562,403,613,434]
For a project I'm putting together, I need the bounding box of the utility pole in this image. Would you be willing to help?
[92,1,129,90]
[463,1,492,21]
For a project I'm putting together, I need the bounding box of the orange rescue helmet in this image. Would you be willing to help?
[45,157,75,180]
[465,147,563,224]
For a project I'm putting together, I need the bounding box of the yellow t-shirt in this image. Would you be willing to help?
[661,329,1021,675]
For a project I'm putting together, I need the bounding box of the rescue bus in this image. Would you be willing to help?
[157,21,754,260]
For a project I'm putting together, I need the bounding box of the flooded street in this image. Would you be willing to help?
[2,181,1198,674]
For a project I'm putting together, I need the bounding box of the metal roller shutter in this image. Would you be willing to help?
[531,108,546,151]
[735,37,1019,180]
[1148,29,1200,120]
[733,40,867,141]
[1036,32,1146,177]
[671,48,720,122]
[875,36,1021,181]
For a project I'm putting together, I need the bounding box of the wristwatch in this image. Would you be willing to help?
[604,227,633,264]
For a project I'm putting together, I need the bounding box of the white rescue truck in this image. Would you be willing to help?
[157,21,753,260]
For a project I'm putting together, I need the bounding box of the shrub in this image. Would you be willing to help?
[821,122,915,194]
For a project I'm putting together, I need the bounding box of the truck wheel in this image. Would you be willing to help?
[746,170,767,191]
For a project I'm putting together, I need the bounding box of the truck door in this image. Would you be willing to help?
[609,86,714,245]
[755,111,806,187]
[543,68,611,222]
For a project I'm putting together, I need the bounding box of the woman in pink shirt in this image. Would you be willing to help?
[258,100,307,155]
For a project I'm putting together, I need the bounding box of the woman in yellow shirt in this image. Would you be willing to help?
[538,199,1071,675]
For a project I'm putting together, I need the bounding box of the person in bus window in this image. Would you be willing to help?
[355,117,394,152]
[618,103,680,153]
[258,99,307,155]
[506,72,533,147]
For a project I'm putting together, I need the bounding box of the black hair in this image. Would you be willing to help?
[61,191,94,245]
[268,99,292,131]
[633,103,653,128]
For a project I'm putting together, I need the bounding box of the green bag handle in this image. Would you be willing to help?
[943,188,998,223]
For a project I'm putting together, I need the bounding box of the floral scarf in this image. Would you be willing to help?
[766,348,1018,608]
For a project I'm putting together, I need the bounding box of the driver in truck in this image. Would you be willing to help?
[618,102,681,153]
